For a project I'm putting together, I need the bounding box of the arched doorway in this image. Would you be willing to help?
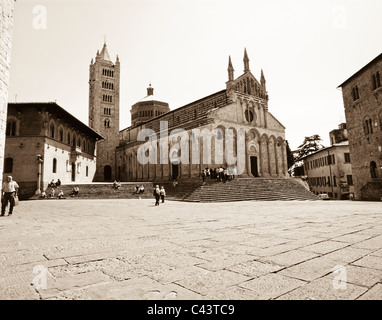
[71,162,76,181]
[104,165,112,181]
[250,156,259,177]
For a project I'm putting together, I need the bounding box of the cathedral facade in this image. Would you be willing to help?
[107,49,288,182]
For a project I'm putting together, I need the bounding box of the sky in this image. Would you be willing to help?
[7,0,382,150]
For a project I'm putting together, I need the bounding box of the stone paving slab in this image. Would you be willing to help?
[357,284,382,300]
[277,276,368,300]
[278,256,346,282]
[351,255,382,271]
[0,199,381,300]
[175,270,251,296]
[238,273,307,299]
[226,260,285,278]
[322,246,371,264]
[300,240,350,255]
[259,249,320,266]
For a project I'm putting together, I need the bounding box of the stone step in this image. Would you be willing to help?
[29,178,318,202]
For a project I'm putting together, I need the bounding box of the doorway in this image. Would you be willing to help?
[172,163,179,180]
[250,156,259,177]
[104,165,112,181]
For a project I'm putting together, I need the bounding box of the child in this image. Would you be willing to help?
[159,186,166,203]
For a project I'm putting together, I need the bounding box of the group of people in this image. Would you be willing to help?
[49,179,61,188]
[40,179,79,199]
[134,185,145,194]
[153,185,166,206]
[44,179,64,199]
[201,167,237,183]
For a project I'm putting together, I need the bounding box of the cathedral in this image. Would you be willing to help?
[88,44,288,182]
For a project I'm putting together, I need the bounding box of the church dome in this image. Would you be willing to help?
[130,84,170,127]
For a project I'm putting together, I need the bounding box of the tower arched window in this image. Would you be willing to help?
[6,120,16,136]
[370,161,378,178]
[369,118,373,134]
[365,120,369,135]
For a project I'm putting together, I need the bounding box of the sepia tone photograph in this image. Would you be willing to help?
[0,0,381,309]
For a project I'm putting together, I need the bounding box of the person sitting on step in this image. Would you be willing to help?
[70,186,79,197]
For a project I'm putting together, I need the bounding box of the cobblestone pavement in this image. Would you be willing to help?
[0,199,381,300]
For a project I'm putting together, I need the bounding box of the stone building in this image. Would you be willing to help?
[0,0,15,193]
[338,53,382,200]
[301,124,354,200]
[3,102,103,199]
[88,42,120,181]
[115,49,288,181]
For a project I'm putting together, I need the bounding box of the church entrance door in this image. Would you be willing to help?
[172,164,179,180]
[250,156,259,177]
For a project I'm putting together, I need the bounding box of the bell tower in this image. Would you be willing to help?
[88,42,120,181]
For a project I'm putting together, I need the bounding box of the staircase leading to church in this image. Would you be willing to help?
[35,178,317,202]
[180,178,319,202]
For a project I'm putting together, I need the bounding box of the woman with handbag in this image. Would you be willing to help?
[1,176,19,216]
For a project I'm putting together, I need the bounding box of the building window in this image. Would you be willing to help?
[245,110,254,122]
[4,158,13,173]
[369,118,373,134]
[86,166,89,177]
[49,123,55,139]
[352,86,360,101]
[370,161,378,178]
[72,135,77,147]
[6,120,16,136]
[344,153,351,163]
[59,128,64,142]
[333,175,337,187]
[104,119,110,128]
[372,72,381,90]
[67,132,71,145]
[53,158,57,173]
[346,175,353,186]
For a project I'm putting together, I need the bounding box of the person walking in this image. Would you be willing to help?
[153,185,161,206]
[159,186,166,203]
[1,176,19,216]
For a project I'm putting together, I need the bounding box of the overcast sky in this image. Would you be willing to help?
[7,0,382,150]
